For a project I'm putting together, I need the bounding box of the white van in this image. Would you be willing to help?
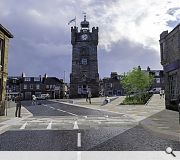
[149,88,161,94]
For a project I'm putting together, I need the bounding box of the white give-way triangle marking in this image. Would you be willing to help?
[73,121,79,129]
[20,122,27,130]
[47,121,52,129]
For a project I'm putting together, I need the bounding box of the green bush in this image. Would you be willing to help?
[121,93,152,105]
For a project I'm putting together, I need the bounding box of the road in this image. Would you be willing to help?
[0,100,179,151]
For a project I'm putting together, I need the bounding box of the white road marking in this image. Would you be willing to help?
[77,132,81,147]
[20,122,27,130]
[42,104,78,116]
[57,109,78,116]
[0,125,10,135]
[105,115,109,118]
[73,121,79,129]
[46,121,52,129]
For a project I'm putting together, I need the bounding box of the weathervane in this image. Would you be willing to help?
[82,12,86,21]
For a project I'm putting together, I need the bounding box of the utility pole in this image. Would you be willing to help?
[64,71,66,83]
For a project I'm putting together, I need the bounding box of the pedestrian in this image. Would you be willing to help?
[159,89,163,99]
[87,90,92,104]
[162,89,165,98]
[15,94,22,118]
[32,95,36,105]
[105,96,110,104]
[86,90,89,102]
[178,94,180,124]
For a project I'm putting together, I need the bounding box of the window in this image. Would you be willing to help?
[24,84,27,89]
[46,85,49,89]
[169,74,178,99]
[30,84,33,89]
[156,78,160,83]
[81,58,87,65]
[24,77,31,81]
[34,77,40,82]
[0,39,3,66]
[106,83,112,89]
[155,71,159,76]
[78,85,82,94]
[36,84,40,90]
[160,42,165,61]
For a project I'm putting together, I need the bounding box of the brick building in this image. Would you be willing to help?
[20,75,43,100]
[100,72,124,96]
[42,74,64,99]
[159,24,180,111]
[146,66,164,91]
[0,24,13,115]
[6,76,21,99]
[7,74,64,100]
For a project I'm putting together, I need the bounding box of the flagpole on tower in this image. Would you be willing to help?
[68,17,76,26]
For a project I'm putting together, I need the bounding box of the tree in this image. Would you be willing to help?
[121,67,153,97]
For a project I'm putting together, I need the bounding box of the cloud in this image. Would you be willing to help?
[83,0,180,52]
[1,0,179,52]
[98,39,162,78]
[0,0,179,80]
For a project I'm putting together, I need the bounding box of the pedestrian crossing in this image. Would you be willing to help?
[8,115,137,131]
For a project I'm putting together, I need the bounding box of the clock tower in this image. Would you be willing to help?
[70,15,99,98]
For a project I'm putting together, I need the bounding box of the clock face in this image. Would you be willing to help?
[81,34,88,40]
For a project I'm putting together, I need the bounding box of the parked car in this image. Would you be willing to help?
[41,94,50,99]
[36,94,49,100]
[148,88,161,94]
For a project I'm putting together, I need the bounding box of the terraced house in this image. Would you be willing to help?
[0,24,13,115]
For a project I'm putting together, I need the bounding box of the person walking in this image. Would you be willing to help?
[87,89,92,104]
[86,90,89,102]
[15,94,22,118]
[159,89,163,99]
[32,95,36,105]
[162,89,165,98]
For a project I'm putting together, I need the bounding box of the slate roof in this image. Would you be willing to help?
[42,77,63,84]
[0,24,13,38]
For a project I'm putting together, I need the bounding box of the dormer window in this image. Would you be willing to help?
[34,77,40,82]
[24,77,31,81]
[160,42,165,61]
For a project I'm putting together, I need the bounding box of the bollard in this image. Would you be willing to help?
[77,132,81,148]
[5,100,8,116]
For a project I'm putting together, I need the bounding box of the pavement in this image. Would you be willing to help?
[53,94,180,142]
[0,101,33,134]
[0,95,179,142]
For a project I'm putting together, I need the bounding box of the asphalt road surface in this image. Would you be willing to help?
[0,126,179,151]
[21,100,122,117]
[0,100,179,151]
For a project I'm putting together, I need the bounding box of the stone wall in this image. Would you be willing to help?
[160,24,180,111]
[70,26,99,98]
[0,31,10,115]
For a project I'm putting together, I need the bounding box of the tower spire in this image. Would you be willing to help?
[81,12,89,29]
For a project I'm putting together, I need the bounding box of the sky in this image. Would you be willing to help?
[0,0,180,82]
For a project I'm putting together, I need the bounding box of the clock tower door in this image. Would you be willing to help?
[70,15,99,98]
